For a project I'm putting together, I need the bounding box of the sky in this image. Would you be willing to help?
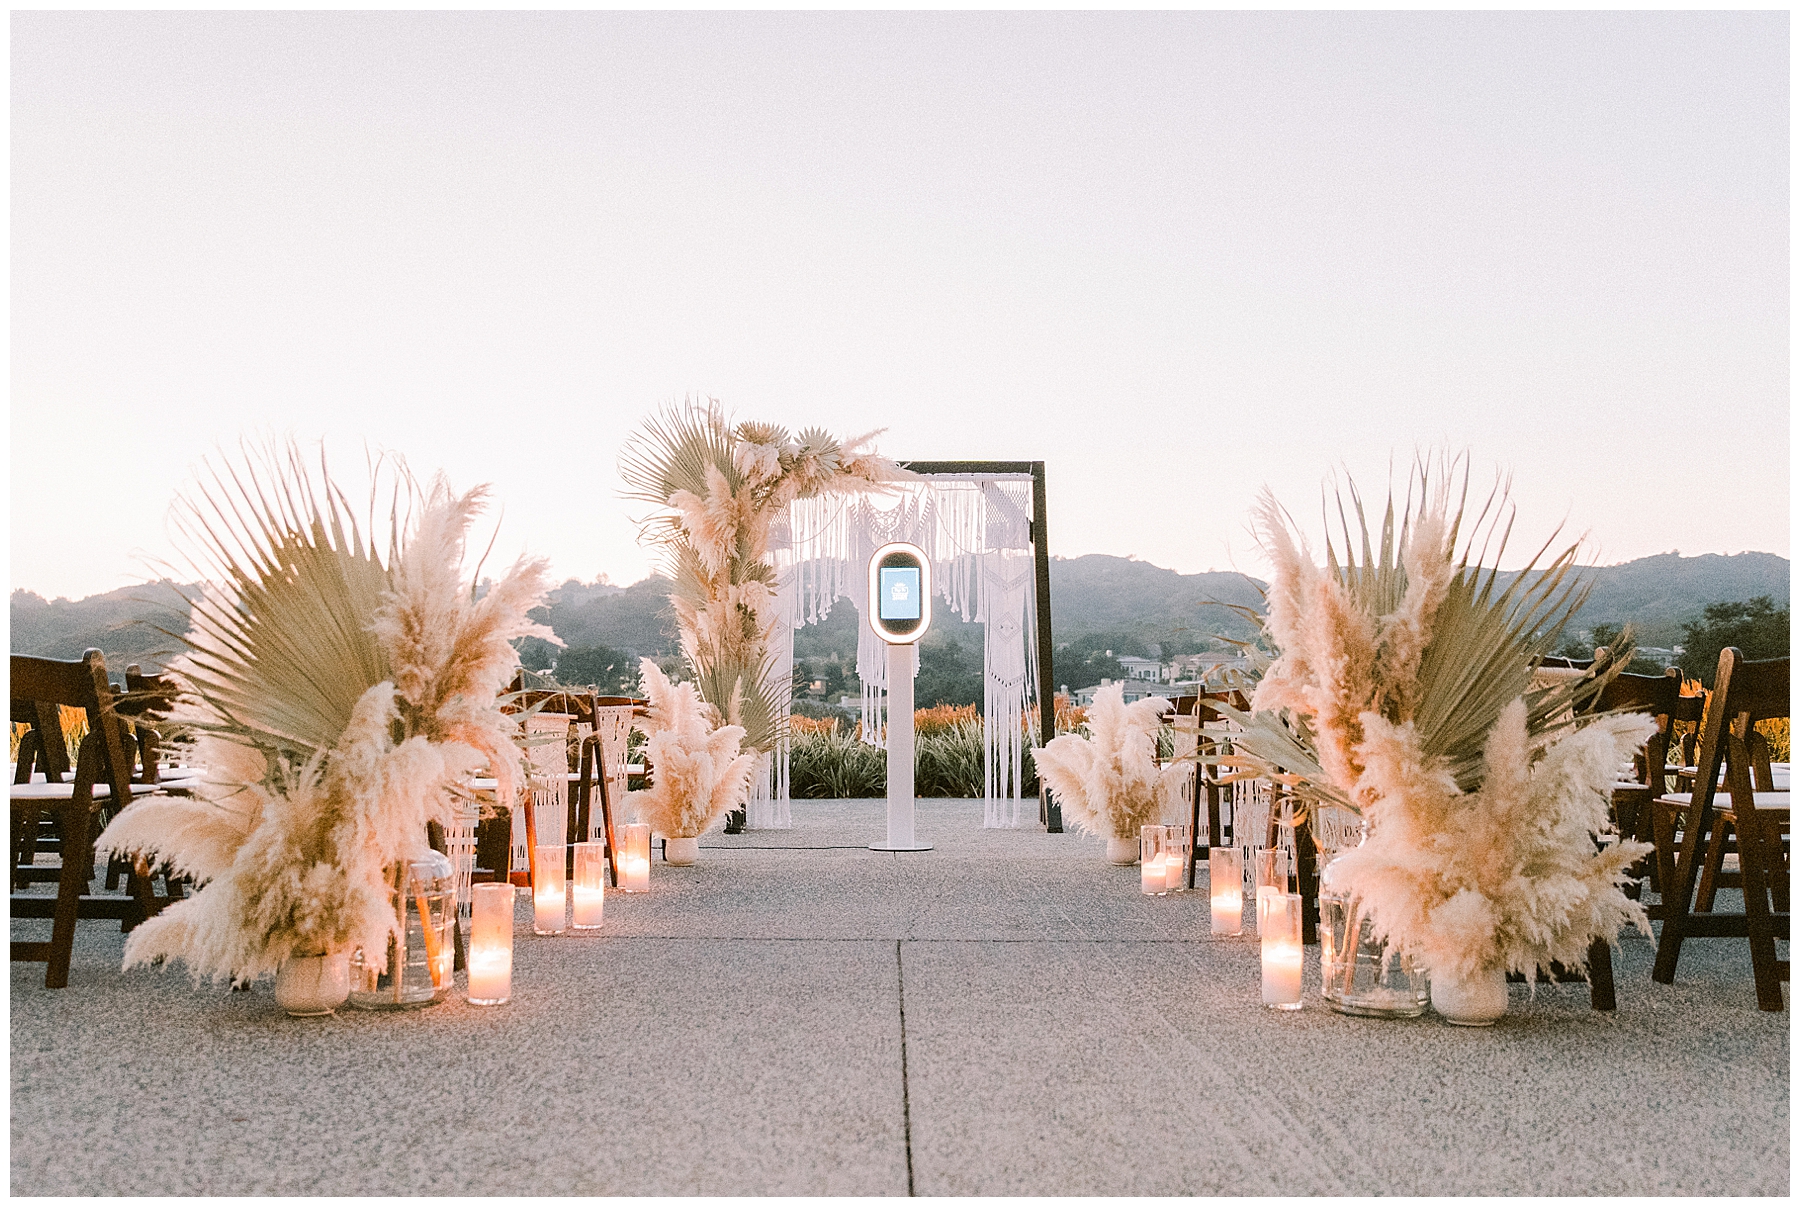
[10,10,1790,602]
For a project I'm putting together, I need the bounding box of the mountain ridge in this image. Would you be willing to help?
[10,550,1788,673]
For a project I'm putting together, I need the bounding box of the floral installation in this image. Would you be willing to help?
[1030,682,1187,843]
[1214,456,1655,983]
[626,658,758,839]
[618,400,910,755]
[98,442,554,983]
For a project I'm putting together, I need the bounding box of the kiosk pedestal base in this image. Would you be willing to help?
[869,840,933,852]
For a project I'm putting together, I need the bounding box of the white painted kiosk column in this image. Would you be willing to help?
[868,541,933,853]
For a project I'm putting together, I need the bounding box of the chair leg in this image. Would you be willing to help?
[45,806,96,989]
[596,763,620,890]
[1587,937,1616,1011]
[1653,801,1713,985]
[1697,817,1733,912]
[1736,816,1787,1012]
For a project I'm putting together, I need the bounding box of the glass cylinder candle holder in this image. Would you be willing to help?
[1254,847,1292,935]
[1209,846,1245,936]
[572,841,606,930]
[1261,891,1304,1009]
[532,845,566,935]
[1164,824,1192,892]
[466,882,515,1006]
[1139,825,1169,896]
[619,823,651,893]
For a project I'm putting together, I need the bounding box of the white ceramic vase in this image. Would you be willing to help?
[1105,836,1138,865]
[1430,965,1509,1027]
[665,836,699,866]
[275,951,351,1017]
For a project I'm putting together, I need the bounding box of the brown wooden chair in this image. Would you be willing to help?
[1585,668,1684,911]
[10,650,163,987]
[114,664,179,786]
[1651,649,1789,1011]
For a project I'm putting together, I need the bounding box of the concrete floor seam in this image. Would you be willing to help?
[896,938,916,1197]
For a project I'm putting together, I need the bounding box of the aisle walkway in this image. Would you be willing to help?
[11,800,1789,1195]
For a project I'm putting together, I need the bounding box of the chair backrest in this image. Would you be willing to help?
[1691,649,1789,810]
[1590,669,1683,795]
[1538,655,1596,671]
[10,649,133,806]
[118,664,178,722]
[12,696,71,782]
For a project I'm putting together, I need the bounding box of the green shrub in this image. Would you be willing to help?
[789,728,888,798]
[916,718,986,797]
[790,716,1051,799]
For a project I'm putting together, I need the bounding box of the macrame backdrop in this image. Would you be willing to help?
[747,474,1040,830]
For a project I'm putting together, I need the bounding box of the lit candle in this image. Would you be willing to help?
[620,824,652,893]
[1140,825,1167,896]
[1253,848,1291,935]
[572,841,606,930]
[1210,846,1244,936]
[1140,853,1167,895]
[466,881,514,1005]
[532,844,566,935]
[1261,892,1304,1008]
[1165,847,1186,892]
[1165,826,1191,892]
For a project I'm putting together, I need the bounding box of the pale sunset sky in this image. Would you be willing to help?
[10,10,1790,600]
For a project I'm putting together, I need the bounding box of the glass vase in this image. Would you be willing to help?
[1317,889,1428,1018]
[349,850,458,1010]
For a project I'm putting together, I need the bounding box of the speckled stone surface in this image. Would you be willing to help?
[11,799,1789,1195]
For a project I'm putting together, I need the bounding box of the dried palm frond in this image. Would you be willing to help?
[98,441,551,984]
[1214,452,1654,979]
[620,399,911,756]
[168,441,397,765]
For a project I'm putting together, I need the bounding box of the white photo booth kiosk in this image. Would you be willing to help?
[868,541,933,852]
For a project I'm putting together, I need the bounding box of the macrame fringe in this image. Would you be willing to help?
[770,476,1039,827]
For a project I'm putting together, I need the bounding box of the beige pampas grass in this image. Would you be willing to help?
[97,442,551,984]
[1031,683,1186,842]
[619,400,911,755]
[626,658,757,839]
[1220,454,1655,981]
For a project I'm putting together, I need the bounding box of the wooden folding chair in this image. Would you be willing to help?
[1651,649,1789,1011]
[1587,669,1683,912]
[10,650,164,987]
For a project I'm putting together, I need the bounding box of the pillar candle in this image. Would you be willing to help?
[466,881,514,1005]
[1140,853,1168,895]
[1261,892,1304,1008]
[1165,848,1186,892]
[572,841,606,929]
[620,823,652,893]
[1209,846,1244,936]
[532,845,566,935]
[1140,825,1167,896]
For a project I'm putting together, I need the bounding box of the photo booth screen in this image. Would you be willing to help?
[879,566,922,621]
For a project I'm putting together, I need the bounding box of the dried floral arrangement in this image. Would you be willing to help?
[618,399,909,756]
[1215,458,1654,982]
[97,442,554,983]
[626,659,758,839]
[1031,682,1187,842]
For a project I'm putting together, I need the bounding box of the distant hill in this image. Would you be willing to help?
[11,550,1786,674]
[1561,551,1790,648]
[9,582,197,673]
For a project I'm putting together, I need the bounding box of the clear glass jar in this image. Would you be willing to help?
[349,850,457,1010]
[1317,882,1428,1018]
